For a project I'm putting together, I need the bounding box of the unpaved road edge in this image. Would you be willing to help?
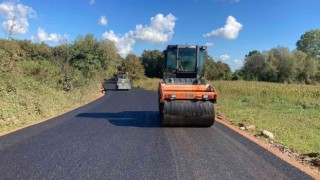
[216,118,320,179]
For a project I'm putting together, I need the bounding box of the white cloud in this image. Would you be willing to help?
[0,1,35,36]
[133,13,176,43]
[234,59,244,68]
[205,42,214,46]
[102,30,135,57]
[102,13,177,57]
[204,16,242,39]
[33,28,67,43]
[219,54,230,61]
[99,16,107,26]
[89,0,95,5]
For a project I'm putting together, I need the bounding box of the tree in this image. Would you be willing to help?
[141,50,164,78]
[122,54,145,80]
[231,70,244,80]
[205,56,217,80]
[245,50,261,58]
[241,50,266,81]
[205,56,232,80]
[239,47,319,84]
[97,40,121,78]
[5,16,20,40]
[69,34,101,78]
[52,44,75,90]
[293,50,319,83]
[264,47,295,83]
[296,29,320,60]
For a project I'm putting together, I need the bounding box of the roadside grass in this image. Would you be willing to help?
[213,81,320,154]
[0,75,102,135]
[133,77,160,91]
[133,78,320,155]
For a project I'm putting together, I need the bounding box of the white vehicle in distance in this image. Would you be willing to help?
[116,72,131,90]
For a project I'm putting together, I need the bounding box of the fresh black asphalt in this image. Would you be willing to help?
[0,83,313,179]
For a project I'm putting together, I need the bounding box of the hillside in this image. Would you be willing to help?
[0,37,118,134]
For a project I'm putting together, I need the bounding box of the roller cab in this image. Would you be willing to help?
[158,45,218,127]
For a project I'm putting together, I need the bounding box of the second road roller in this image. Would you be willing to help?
[158,45,218,127]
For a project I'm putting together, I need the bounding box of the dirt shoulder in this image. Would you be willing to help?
[216,116,320,179]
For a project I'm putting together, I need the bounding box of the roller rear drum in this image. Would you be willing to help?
[160,100,215,127]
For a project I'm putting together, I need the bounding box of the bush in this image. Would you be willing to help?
[20,60,60,88]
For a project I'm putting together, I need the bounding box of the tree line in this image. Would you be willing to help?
[1,29,319,92]
[234,47,319,83]
[141,30,320,84]
[235,30,320,84]
[0,34,145,93]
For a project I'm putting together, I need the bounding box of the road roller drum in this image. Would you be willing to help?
[161,100,215,127]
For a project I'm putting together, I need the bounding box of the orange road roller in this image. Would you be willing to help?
[158,45,218,127]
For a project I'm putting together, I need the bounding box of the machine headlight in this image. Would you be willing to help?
[164,94,177,99]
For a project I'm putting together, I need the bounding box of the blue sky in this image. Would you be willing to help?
[1,0,320,71]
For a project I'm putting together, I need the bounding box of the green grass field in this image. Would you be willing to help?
[133,78,320,155]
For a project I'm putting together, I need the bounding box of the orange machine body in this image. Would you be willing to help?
[159,82,218,103]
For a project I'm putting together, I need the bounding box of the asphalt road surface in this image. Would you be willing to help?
[0,83,312,180]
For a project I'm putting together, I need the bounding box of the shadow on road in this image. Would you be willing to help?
[76,111,162,128]
[102,81,118,91]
